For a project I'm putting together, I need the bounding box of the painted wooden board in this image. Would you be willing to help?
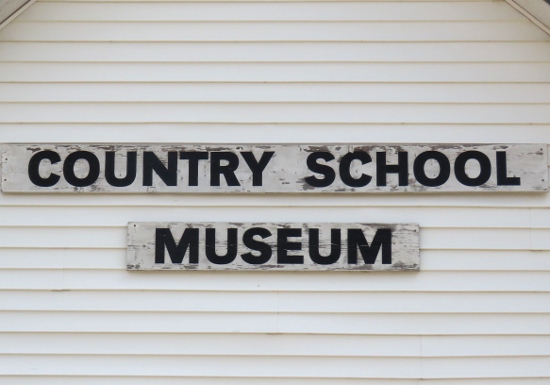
[126,222,420,271]
[1,143,547,193]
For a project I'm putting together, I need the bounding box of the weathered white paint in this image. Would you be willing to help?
[127,222,420,271]
[0,0,550,383]
[2,143,547,193]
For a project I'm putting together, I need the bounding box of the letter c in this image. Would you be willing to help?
[28,150,61,187]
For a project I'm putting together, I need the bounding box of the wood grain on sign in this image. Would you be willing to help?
[1,143,547,193]
[127,222,420,272]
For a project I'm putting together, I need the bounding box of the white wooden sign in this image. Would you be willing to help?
[1,143,547,193]
[127,222,420,272]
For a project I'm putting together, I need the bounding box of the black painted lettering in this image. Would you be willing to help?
[242,227,272,264]
[496,151,521,186]
[240,151,275,186]
[63,151,100,187]
[455,151,491,187]
[155,228,199,264]
[28,150,61,187]
[376,152,409,186]
[339,151,372,187]
[309,228,341,265]
[348,228,392,264]
[205,228,238,264]
[413,151,451,187]
[304,152,336,187]
[105,151,137,187]
[277,228,303,264]
[180,152,208,186]
[210,152,241,187]
[143,151,178,187]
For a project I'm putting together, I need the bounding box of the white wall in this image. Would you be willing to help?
[0,0,550,383]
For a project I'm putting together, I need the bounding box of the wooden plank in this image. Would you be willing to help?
[2,143,546,193]
[2,83,550,103]
[1,124,550,148]
[0,378,419,385]
[0,311,548,335]
[1,103,550,124]
[1,42,549,62]
[0,354,423,377]
[17,2,525,22]
[127,222,420,272]
[423,357,550,378]
[0,270,547,292]
[1,63,550,82]
[422,335,550,357]
[3,21,547,42]
[0,206,533,228]
[0,291,549,313]
[0,332,422,356]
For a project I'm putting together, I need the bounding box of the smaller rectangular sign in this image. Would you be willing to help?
[127,222,420,271]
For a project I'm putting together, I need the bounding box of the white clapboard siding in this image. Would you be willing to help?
[2,83,550,103]
[1,42,549,62]
[1,63,550,82]
[1,103,550,123]
[0,0,550,383]
[3,21,549,42]
[0,206,537,227]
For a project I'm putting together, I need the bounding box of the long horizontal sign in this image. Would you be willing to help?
[1,143,547,193]
[127,222,420,271]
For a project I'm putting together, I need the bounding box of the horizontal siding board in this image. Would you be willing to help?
[0,355,423,378]
[1,42,549,62]
[1,270,549,292]
[1,63,550,82]
[422,335,550,357]
[0,207,533,228]
[2,333,549,358]
[422,357,550,378]
[0,333,423,356]
[17,2,525,22]
[3,21,547,42]
[2,83,550,103]
[0,312,549,335]
[0,227,538,250]
[1,291,550,313]
[1,103,550,123]
[2,249,549,272]
[0,379,422,385]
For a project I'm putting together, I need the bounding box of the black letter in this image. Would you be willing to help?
[143,151,178,186]
[413,151,451,187]
[348,228,392,264]
[63,151,100,187]
[155,228,199,264]
[496,151,520,186]
[339,151,372,187]
[309,228,341,265]
[240,151,275,186]
[211,152,241,187]
[304,152,336,187]
[376,152,409,186]
[455,151,491,187]
[28,150,61,187]
[242,227,272,264]
[277,228,303,264]
[105,151,137,187]
[180,152,208,186]
[205,228,238,264]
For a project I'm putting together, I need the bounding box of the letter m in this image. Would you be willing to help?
[347,228,392,264]
[155,228,199,264]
